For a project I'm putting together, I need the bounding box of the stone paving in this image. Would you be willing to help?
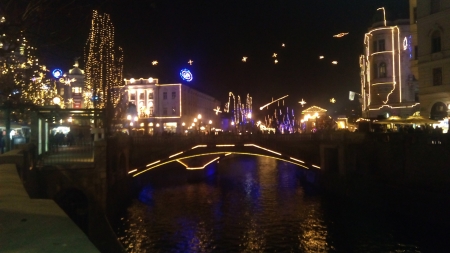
[0,163,99,253]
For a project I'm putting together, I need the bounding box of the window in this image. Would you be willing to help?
[431,31,441,53]
[431,0,440,14]
[163,92,167,100]
[379,62,386,78]
[378,40,385,51]
[72,87,82,94]
[130,93,136,101]
[148,92,153,99]
[373,63,378,79]
[172,91,176,99]
[149,107,154,116]
[60,88,64,96]
[413,7,417,23]
[163,107,167,115]
[373,40,378,52]
[139,93,144,100]
[172,106,176,115]
[414,46,418,60]
[433,68,442,86]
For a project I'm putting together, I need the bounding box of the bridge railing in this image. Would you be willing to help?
[38,141,94,166]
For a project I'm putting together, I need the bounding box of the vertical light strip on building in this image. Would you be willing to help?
[396,26,402,102]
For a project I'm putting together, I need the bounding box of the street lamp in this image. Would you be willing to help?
[208,120,212,133]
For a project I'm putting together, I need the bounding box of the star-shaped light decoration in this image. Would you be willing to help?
[332,61,338,65]
[330,98,336,103]
[188,59,193,65]
[272,53,277,58]
[333,32,349,38]
[152,61,158,65]
[59,74,76,86]
[274,59,278,64]
[213,106,222,115]
[242,56,248,62]
[299,99,307,107]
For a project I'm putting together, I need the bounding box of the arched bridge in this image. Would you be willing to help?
[127,134,343,177]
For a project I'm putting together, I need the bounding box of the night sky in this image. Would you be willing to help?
[37,0,409,119]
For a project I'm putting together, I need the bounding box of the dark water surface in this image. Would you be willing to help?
[117,156,447,252]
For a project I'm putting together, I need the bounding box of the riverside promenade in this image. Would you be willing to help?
[0,162,99,252]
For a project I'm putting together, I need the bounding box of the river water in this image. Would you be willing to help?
[116,156,447,252]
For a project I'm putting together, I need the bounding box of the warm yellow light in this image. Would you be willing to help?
[197,114,202,119]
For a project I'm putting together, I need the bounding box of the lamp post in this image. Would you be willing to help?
[182,122,185,135]
[197,114,202,133]
[208,120,212,133]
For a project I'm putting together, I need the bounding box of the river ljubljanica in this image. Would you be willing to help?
[116,155,447,252]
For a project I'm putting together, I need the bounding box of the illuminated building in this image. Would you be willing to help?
[56,59,85,108]
[123,78,220,134]
[415,0,450,120]
[360,12,420,118]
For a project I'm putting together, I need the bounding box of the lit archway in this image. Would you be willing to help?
[430,102,447,120]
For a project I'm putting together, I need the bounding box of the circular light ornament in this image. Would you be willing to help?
[53,97,61,105]
[180,68,193,82]
[52,69,62,78]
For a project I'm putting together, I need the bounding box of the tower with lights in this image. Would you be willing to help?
[360,11,419,118]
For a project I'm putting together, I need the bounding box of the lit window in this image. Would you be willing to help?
[148,92,153,99]
[431,31,441,53]
[60,88,64,96]
[149,107,154,116]
[433,68,442,86]
[72,87,82,94]
[379,62,386,78]
[139,93,144,100]
[163,92,167,100]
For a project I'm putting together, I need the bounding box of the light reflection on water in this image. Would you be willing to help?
[117,156,439,252]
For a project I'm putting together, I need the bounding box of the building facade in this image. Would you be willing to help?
[360,17,420,118]
[57,59,86,109]
[124,78,221,134]
[415,0,450,120]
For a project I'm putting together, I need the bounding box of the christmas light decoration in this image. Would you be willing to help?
[298,98,306,107]
[213,106,222,115]
[242,56,247,62]
[0,15,59,107]
[377,7,386,26]
[333,32,349,38]
[272,53,277,57]
[188,59,193,65]
[330,98,336,103]
[281,43,285,47]
[152,61,158,65]
[260,95,289,110]
[52,69,63,78]
[274,59,278,64]
[180,68,193,82]
[332,61,338,64]
[319,56,324,59]
[84,10,123,110]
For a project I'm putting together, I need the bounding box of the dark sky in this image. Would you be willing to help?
[41,0,409,118]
